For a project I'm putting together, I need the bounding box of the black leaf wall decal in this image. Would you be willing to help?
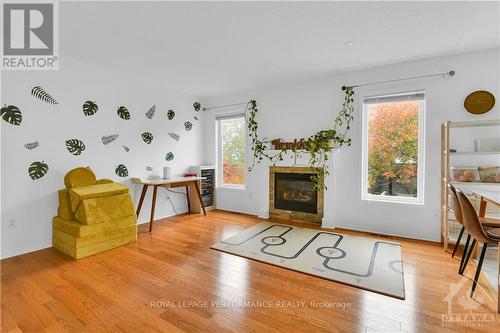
[31,86,58,104]
[194,116,199,121]
[115,164,129,177]
[165,152,174,161]
[184,121,193,131]
[102,134,119,145]
[1,105,22,125]
[168,133,179,141]
[142,132,153,144]
[193,102,201,112]
[146,166,153,171]
[167,110,175,120]
[122,145,130,152]
[146,105,156,119]
[29,161,49,180]
[117,106,130,120]
[24,141,39,150]
[65,139,86,156]
[83,100,98,116]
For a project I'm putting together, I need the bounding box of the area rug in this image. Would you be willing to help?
[211,222,405,299]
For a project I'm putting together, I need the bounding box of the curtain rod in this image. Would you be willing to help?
[342,70,455,91]
[202,101,249,111]
[203,70,456,109]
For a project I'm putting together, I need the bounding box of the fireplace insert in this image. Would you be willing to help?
[274,173,317,214]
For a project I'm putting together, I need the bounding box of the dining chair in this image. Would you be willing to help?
[456,188,500,297]
[448,184,466,258]
[448,184,470,274]
[448,184,500,273]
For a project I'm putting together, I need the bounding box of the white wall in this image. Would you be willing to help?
[1,56,205,259]
[203,48,500,241]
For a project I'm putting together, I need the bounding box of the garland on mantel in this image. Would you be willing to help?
[246,86,355,190]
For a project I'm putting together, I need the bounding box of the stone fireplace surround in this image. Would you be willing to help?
[269,166,324,224]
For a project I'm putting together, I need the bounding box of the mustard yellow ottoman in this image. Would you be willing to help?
[52,167,137,259]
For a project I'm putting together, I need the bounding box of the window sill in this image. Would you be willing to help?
[361,195,424,206]
[217,185,246,191]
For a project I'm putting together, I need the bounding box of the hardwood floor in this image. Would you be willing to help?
[1,210,499,332]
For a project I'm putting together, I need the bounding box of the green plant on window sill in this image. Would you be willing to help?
[246,86,355,190]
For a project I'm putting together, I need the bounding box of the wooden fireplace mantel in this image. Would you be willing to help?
[269,166,324,224]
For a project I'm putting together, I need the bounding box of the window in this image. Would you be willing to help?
[361,91,425,204]
[217,114,246,188]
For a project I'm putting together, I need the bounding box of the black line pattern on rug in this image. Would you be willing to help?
[220,224,400,278]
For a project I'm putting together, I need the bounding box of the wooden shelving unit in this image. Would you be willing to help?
[450,151,500,156]
[441,119,500,251]
[450,180,500,186]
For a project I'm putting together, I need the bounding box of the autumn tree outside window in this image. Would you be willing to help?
[216,114,246,188]
[361,91,425,204]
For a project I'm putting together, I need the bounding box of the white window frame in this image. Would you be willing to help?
[216,113,247,190]
[361,90,426,205]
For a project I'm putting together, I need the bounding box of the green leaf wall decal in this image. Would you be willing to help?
[65,139,86,155]
[165,152,174,161]
[193,102,201,112]
[102,134,119,145]
[117,106,130,120]
[115,164,128,177]
[28,161,49,180]
[184,121,193,131]
[142,132,153,144]
[1,105,22,125]
[146,105,156,119]
[168,133,179,141]
[83,100,98,116]
[31,86,58,104]
[24,141,39,150]
[167,110,175,120]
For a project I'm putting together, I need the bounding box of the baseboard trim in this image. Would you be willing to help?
[333,222,440,243]
[321,216,335,228]
[256,208,269,219]
[1,240,51,260]
[213,210,439,242]
[137,209,188,225]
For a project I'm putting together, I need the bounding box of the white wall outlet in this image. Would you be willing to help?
[8,218,16,230]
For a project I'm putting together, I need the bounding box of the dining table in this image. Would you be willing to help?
[473,190,500,313]
[132,176,207,232]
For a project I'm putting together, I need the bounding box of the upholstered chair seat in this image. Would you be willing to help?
[485,228,500,240]
[480,217,500,228]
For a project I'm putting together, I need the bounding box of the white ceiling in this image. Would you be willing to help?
[61,1,500,97]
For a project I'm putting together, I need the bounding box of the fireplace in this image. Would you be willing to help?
[269,166,324,224]
[275,173,317,214]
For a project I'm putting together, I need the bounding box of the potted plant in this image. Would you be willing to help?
[246,86,355,189]
[312,129,336,149]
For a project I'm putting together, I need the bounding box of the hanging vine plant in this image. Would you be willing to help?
[246,86,355,189]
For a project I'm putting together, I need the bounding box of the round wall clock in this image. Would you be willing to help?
[464,90,495,115]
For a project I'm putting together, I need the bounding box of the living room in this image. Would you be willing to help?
[1,1,500,332]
